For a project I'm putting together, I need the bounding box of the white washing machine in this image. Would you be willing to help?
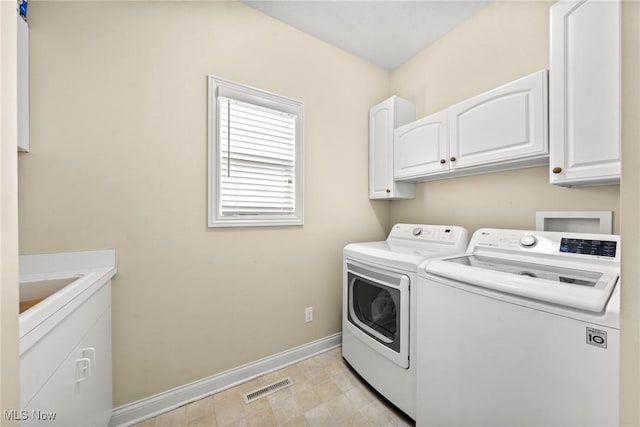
[416,228,620,427]
[342,224,469,419]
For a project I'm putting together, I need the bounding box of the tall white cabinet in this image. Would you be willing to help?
[549,0,620,186]
[369,96,416,199]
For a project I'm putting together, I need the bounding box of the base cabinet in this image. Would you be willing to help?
[549,0,621,186]
[23,310,112,427]
[369,96,416,199]
[21,282,112,427]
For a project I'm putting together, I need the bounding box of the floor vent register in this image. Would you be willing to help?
[243,377,293,404]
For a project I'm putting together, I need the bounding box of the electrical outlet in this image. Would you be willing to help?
[305,307,313,323]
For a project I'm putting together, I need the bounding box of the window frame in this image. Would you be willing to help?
[208,76,304,228]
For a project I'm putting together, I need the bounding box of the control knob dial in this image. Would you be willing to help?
[519,235,538,248]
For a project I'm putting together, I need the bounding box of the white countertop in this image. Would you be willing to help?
[19,249,117,354]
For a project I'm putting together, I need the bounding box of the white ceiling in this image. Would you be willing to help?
[242,1,490,70]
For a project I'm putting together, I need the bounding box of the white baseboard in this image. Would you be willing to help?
[109,333,342,427]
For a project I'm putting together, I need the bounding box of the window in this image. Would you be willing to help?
[208,76,304,227]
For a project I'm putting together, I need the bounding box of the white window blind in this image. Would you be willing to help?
[208,75,303,227]
[218,97,296,217]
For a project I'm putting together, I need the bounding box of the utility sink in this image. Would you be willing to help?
[19,276,81,314]
[18,250,116,423]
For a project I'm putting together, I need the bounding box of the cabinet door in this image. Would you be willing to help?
[17,14,29,152]
[448,70,548,171]
[20,282,111,407]
[394,110,449,180]
[369,96,415,199]
[369,99,395,198]
[549,0,620,186]
[23,310,112,427]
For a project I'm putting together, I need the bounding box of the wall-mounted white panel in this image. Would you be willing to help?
[536,211,613,234]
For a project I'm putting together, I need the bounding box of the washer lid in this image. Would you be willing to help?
[344,241,447,270]
[426,255,618,313]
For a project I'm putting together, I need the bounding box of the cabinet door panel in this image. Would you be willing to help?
[23,310,112,427]
[550,0,620,186]
[369,96,416,199]
[449,70,548,170]
[370,104,393,197]
[394,110,448,179]
[20,284,111,408]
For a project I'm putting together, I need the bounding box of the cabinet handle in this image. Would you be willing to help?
[386,189,391,193]
[440,159,446,164]
[450,156,456,162]
[75,357,93,383]
[552,167,562,174]
[82,347,96,366]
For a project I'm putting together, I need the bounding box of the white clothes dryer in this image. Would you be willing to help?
[342,224,468,419]
[416,228,620,427]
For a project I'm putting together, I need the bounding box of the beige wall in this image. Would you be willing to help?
[389,1,621,234]
[0,1,21,423]
[19,1,390,406]
[620,1,640,425]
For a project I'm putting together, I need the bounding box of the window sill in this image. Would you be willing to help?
[208,217,304,228]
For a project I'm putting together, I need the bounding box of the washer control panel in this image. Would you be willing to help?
[388,224,469,247]
[470,228,620,261]
[559,238,617,258]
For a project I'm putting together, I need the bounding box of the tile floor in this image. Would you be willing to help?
[132,347,415,427]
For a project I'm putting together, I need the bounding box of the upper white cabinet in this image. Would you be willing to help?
[17,14,29,152]
[394,70,548,183]
[549,0,620,186]
[448,70,548,171]
[394,110,448,180]
[369,96,416,199]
